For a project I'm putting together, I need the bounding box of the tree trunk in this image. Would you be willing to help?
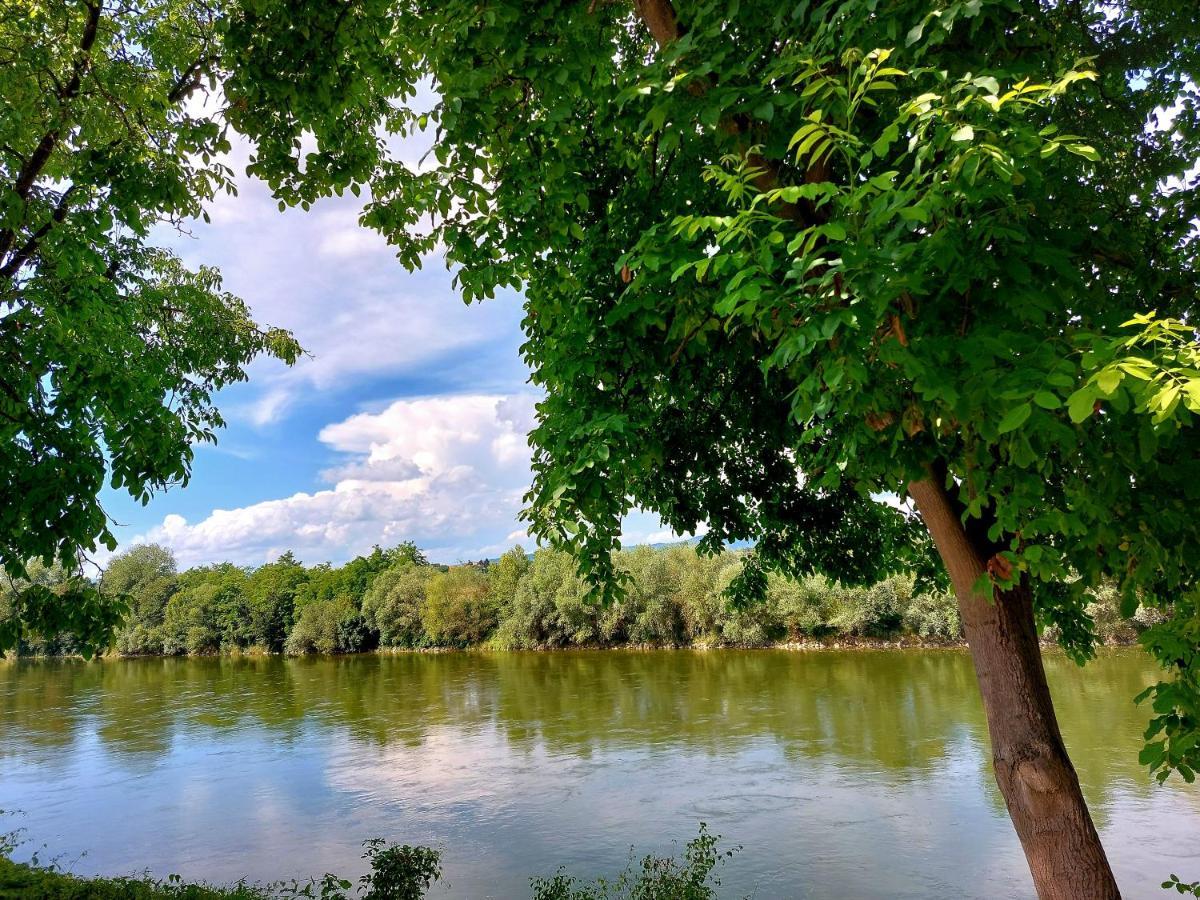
[907,476,1120,900]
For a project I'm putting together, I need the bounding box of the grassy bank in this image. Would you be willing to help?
[3,543,1161,660]
[0,829,734,900]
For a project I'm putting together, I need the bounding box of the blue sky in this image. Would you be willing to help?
[100,133,673,569]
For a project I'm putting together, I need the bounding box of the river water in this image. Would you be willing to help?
[1,649,1196,898]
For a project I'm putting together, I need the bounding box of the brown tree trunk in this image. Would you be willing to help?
[908,476,1120,900]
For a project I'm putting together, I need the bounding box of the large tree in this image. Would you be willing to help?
[2,0,1198,896]
[0,0,299,653]
[224,0,1198,896]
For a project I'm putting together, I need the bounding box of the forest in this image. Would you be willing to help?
[0,542,1161,658]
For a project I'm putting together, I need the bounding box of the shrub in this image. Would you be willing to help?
[530,825,737,900]
[358,840,441,900]
[421,566,496,647]
[488,547,531,620]
[823,576,910,637]
[103,545,179,655]
[772,573,832,639]
[614,546,687,646]
[362,564,430,648]
[494,550,597,648]
[115,623,164,656]
[286,596,360,655]
[161,584,221,655]
[676,553,734,644]
[903,590,961,640]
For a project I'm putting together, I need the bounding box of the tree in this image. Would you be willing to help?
[5,0,1197,895]
[0,0,299,651]
[243,551,308,651]
[362,560,431,647]
[487,546,531,617]
[222,1,1198,896]
[421,566,496,647]
[101,543,179,654]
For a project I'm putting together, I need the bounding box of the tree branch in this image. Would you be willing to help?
[0,185,78,281]
[0,1,102,261]
[627,0,812,224]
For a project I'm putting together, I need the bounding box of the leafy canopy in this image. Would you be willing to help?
[222,0,1200,778]
[0,0,299,652]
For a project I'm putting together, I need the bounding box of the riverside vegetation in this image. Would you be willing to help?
[1,823,736,900]
[0,542,1162,659]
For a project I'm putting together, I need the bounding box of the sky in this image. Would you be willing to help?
[99,129,674,570]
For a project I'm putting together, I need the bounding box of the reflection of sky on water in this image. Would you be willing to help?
[0,650,1196,899]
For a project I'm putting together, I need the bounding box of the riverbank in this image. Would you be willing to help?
[0,827,728,900]
[4,542,1161,660]
[2,633,1146,663]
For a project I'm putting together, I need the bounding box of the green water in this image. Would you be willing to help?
[0,649,1195,898]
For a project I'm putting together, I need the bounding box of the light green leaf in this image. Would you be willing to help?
[997,403,1032,434]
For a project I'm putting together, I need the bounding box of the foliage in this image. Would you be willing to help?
[0,829,441,900]
[242,553,307,653]
[104,545,179,655]
[361,564,430,648]
[420,566,495,648]
[222,0,1196,785]
[285,596,362,656]
[0,825,743,900]
[0,855,272,899]
[493,549,599,649]
[0,0,300,650]
[488,546,532,618]
[0,560,119,657]
[27,542,1191,659]
[530,825,738,900]
[1163,874,1200,897]
[357,840,441,900]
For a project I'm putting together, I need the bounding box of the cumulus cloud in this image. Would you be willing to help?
[158,118,524,428]
[133,394,539,567]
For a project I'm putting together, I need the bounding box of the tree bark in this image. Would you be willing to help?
[908,475,1120,900]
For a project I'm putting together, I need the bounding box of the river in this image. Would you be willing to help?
[0,649,1196,898]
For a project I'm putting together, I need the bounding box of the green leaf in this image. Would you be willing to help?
[997,403,1032,434]
[1067,388,1098,423]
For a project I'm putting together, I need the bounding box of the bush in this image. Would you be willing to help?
[0,856,270,898]
[285,597,361,655]
[903,590,961,640]
[772,573,832,639]
[115,623,165,656]
[614,546,687,646]
[530,825,738,900]
[0,838,440,900]
[493,550,597,648]
[161,584,221,655]
[358,840,441,900]
[823,576,910,637]
[421,566,496,647]
[488,547,531,621]
[362,564,430,648]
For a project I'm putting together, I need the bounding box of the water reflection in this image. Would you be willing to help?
[0,649,1195,899]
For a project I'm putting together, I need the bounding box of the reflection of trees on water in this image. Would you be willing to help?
[0,650,1175,817]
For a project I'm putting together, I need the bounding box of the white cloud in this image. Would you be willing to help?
[132,394,538,567]
[158,124,524,428]
[127,390,708,568]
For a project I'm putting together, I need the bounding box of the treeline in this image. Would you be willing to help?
[0,542,1159,658]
